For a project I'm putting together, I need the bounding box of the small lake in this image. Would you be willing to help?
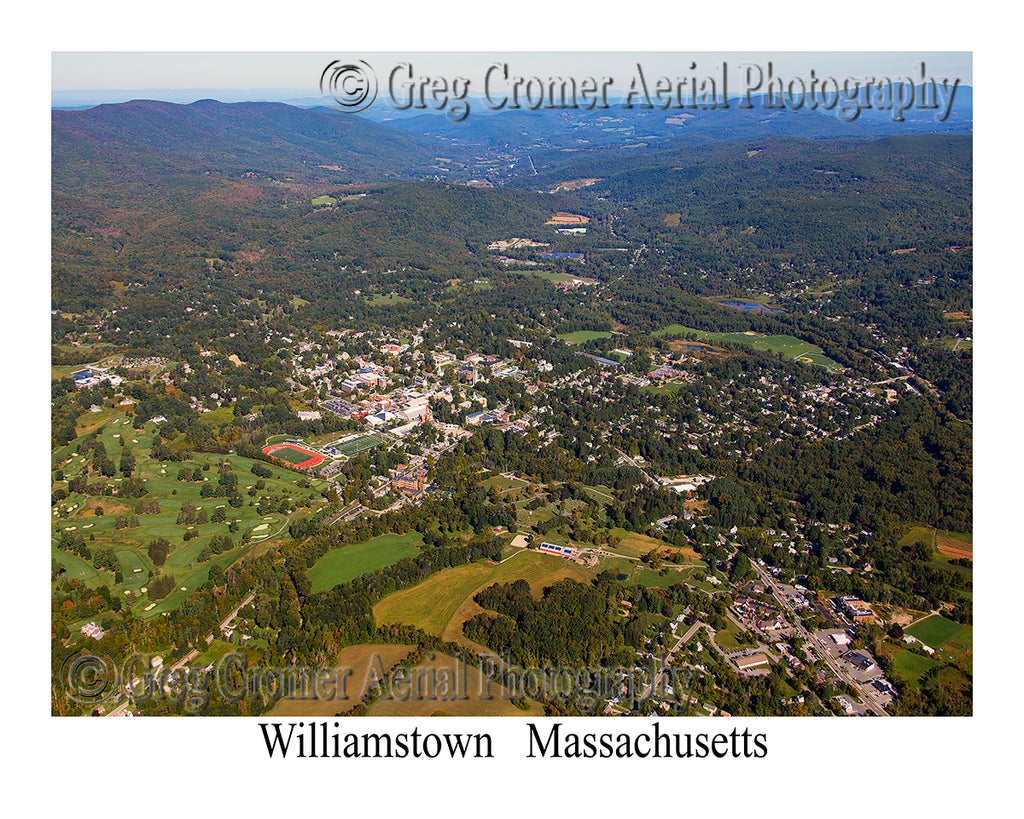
[723,301,784,314]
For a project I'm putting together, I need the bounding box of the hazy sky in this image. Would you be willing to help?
[52,51,972,102]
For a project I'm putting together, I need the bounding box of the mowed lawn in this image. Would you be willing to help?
[891,649,943,686]
[52,414,330,618]
[307,533,424,593]
[373,550,596,638]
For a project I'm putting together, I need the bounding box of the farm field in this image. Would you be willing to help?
[652,325,840,369]
[267,644,416,717]
[365,651,544,717]
[307,533,424,593]
[606,528,703,562]
[900,525,973,562]
[373,549,595,638]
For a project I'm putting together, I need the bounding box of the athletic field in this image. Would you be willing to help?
[332,434,382,458]
[262,443,325,469]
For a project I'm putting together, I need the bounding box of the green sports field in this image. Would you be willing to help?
[268,445,316,465]
[905,614,968,650]
[333,434,382,458]
[652,324,840,369]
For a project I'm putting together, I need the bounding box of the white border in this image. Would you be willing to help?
[12,2,1016,814]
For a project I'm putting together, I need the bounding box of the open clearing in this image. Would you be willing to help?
[366,293,413,306]
[652,325,840,369]
[606,528,702,561]
[891,648,943,687]
[557,330,613,344]
[900,525,973,561]
[936,531,973,561]
[266,644,415,717]
[373,550,595,638]
[307,533,423,593]
[366,651,544,716]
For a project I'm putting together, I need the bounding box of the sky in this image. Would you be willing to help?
[51,51,973,106]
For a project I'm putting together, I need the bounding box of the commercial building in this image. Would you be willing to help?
[734,653,770,672]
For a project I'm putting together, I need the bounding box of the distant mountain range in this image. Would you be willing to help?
[52,91,972,191]
[52,99,467,187]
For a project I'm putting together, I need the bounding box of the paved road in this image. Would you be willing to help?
[750,563,888,717]
[639,619,717,701]
[106,589,257,716]
[615,448,660,488]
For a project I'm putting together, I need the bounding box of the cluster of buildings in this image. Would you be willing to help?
[836,596,876,624]
[487,238,550,251]
[391,464,428,496]
[71,367,123,390]
[732,594,787,634]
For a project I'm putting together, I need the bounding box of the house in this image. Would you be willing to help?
[80,622,104,640]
